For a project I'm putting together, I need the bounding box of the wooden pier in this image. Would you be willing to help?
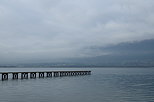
[0,71,91,81]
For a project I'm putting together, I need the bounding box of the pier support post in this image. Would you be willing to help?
[78,72,80,75]
[75,72,77,75]
[30,72,36,78]
[72,72,74,76]
[60,72,64,77]
[12,73,18,79]
[68,72,71,76]
[54,72,59,77]
[63,72,65,76]
[70,72,73,76]
[2,73,8,80]
[21,73,28,79]
[65,72,67,76]
[61,72,64,76]
[46,72,52,77]
[60,72,62,77]
[39,72,44,78]
[81,72,83,75]
[82,72,84,75]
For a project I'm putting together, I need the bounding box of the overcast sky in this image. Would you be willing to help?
[0,0,154,64]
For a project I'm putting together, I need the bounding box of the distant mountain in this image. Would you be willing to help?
[65,39,154,67]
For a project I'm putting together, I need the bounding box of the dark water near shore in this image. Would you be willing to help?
[0,67,154,102]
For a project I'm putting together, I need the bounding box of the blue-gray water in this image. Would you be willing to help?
[0,67,154,102]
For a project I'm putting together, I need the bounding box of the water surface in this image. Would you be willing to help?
[0,67,154,102]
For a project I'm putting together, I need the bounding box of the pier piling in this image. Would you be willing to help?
[30,72,36,78]
[12,73,18,79]
[39,72,44,78]
[2,73,8,80]
[46,72,52,77]
[21,72,28,79]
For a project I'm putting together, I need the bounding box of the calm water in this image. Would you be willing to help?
[0,67,154,102]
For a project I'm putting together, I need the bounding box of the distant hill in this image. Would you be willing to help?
[64,39,154,67]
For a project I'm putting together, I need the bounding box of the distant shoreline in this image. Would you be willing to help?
[0,66,154,68]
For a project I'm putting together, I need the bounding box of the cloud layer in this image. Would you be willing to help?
[0,0,154,63]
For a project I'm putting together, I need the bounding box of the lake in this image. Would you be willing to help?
[0,67,154,102]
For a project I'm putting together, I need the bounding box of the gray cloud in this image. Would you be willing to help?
[0,0,154,63]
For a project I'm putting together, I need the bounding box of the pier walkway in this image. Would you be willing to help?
[0,71,91,81]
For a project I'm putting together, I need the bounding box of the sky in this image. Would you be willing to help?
[0,0,154,64]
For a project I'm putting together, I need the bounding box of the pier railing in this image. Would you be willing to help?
[0,71,91,81]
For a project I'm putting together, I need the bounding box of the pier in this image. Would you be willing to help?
[0,71,91,81]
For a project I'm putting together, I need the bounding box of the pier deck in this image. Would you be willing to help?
[0,71,91,80]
